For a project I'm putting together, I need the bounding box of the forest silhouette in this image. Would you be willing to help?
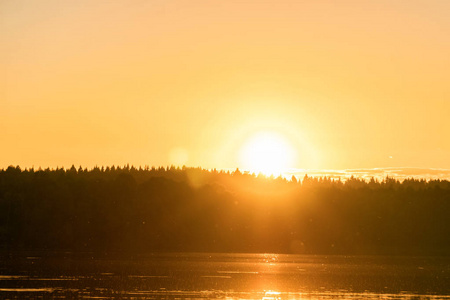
[1,165,449,255]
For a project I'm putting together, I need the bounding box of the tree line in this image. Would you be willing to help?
[1,165,449,255]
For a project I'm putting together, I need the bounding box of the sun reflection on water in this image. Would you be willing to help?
[263,253,279,264]
[262,290,282,300]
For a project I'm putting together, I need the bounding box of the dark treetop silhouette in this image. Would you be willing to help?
[1,165,449,255]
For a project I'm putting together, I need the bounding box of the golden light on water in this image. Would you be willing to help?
[239,131,295,176]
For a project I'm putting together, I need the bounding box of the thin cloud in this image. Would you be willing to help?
[288,167,450,181]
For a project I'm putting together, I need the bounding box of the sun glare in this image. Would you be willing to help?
[240,131,295,176]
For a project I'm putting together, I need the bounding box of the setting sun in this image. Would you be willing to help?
[239,131,295,175]
[2,1,450,298]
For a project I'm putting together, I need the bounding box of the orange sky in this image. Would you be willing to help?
[1,0,449,171]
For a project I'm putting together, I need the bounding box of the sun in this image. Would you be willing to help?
[239,131,295,176]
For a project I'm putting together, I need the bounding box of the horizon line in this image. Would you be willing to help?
[2,165,450,181]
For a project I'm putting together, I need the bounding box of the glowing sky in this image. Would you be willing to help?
[1,0,449,171]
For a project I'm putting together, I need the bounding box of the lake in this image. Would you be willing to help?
[1,252,449,299]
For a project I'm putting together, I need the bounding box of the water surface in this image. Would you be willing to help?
[1,252,449,299]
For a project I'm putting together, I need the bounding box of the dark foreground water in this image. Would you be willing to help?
[0,252,449,299]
